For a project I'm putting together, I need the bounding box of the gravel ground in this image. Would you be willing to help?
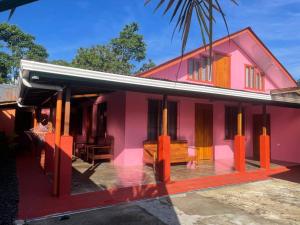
[0,149,19,225]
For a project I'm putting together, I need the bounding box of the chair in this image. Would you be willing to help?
[73,136,95,160]
[86,136,114,164]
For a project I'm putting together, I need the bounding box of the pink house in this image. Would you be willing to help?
[16,27,300,217]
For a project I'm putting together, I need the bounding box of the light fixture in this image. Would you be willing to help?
[31,75,39,80]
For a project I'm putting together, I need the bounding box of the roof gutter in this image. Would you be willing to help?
[17,68,64,107]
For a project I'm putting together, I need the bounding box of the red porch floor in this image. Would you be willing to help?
[18,154,291,220]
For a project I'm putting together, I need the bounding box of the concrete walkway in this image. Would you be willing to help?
[27,174,300,225]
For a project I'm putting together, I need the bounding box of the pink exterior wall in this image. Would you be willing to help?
[0,109,15,135]
[122,93,300,166]
[148,40,295,93]
[105,92,126,166]
[81,90,300,167]
[243,105,300,164]
[123,91,243,166]
[269,106,300,164]
[123,92,147,166]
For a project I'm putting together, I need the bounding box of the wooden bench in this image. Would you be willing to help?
[86,136,114,164]
[143,140,189,166]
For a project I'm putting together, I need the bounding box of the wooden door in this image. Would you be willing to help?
[213,54,230,88]
[253,114,270,160]
[195,104,213,161]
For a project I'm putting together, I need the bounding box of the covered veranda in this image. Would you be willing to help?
[17,60,300,199]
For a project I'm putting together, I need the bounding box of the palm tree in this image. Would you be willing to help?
[145,0,238,58]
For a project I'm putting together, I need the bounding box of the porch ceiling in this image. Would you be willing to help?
[17,60,300,108]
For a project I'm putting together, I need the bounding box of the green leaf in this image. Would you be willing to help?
[145,0,238,55]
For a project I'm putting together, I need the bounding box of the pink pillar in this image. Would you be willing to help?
[157,135,171,183]
[44,132,55,175]
[234,135,246,172]
[58,135,73,197]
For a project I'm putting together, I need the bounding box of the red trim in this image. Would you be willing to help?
[136,27,296,86]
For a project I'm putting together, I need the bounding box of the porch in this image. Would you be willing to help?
[71,157,288,195]
[17,152,291,219]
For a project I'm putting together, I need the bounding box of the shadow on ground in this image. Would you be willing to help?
[271,165,300,184]
[0,149,19,225]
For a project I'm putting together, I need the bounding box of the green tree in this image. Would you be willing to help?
[51,59,71,67]
[0,52,12,83]
[136,59,156,73]
[110,23,146,63]
[0,23,48,82]
[72,23,150,75]
[72,45,131,74]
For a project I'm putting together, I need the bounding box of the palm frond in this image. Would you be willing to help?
[145,0,238,55]
[0,0,38,12]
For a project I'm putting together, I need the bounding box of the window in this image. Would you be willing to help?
[245,65,264,90]
[188,57,212,82]
[202,57,212,82]
[225,106,245,140]
[147,99,178,141]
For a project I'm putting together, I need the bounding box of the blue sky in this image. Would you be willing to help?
[1,0,300,79]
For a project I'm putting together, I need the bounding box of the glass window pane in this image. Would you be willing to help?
[259,73,263,90]
[245,67,249,88]
[207,58,212,81]
[188,60,194,79]
[201,58,206,81]
[250,67,254,88]
[195,60,200,80]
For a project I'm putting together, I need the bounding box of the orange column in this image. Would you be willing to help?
[53,91,63,196]
[58,88,73,197]
[63,88,71,136]
[234,104,246,172]
[44,132,55,175]
[59,135,73,196]
[157,94,171,183]
[260,104,270,169]
[33,109,38,129]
